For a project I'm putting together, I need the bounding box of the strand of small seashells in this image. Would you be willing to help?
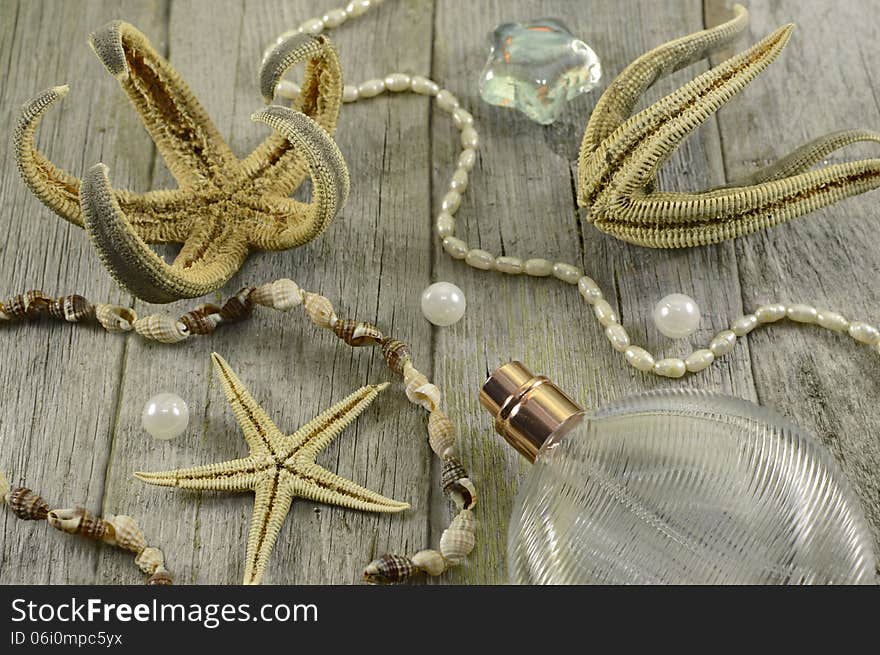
[0,472,171,584]
[269,0,880,378]
[0,281,476,584]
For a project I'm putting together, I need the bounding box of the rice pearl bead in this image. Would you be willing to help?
[411,75,439,95]
[523,258,553,277]
[384,73,411,92]
[300,17,325,34]
[436,212,455,238]
[458,149,477,171]
[577,276,603,304]
[436,89,459,112]
[552,263,582,284]
[817,309,849,332]
[685,349,715,373]
[787,304,818,324]
[276,80,300,100]
[358,78,386,98]
[342,85,359,103]
[441,191,461,213]
[495,256,524,275]
[755,303,786,323]
[346,0,372,17]
[625,346,655,372]
[461,127,479,149]
[592,299,618,326]
[848,321,880,345]
[605,323,630,352]
[452,107,474,128]
[731,314,758,336]
[323,8,348,27]
[654,358,686,378]
[710,330,737,356]
[465,249,494,271]
[449,168,468,193]
[442,237,468,259]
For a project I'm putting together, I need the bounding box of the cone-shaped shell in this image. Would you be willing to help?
[447,478,477,510]
[333,319,383,347]
[381,338,411,375]
[133,314,189,343]
[428,410,457,457]
[146,565,173,585]
[441,456,468,491]
[440,527,475,564]
[47,295,94,322]
[363,554,417,584]
[219,288,254,320]
[303,292,336,328]
[47,507,110,541]
[3,291,50,319]
[95,304,136,332]
[250,278,302,311]
[8,487,50,520]
[106,514,147,553]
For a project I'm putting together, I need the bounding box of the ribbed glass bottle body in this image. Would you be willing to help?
[508,390,876,584]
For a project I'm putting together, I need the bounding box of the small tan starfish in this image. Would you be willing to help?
[14,22,348,302]
[135,353,409,585]
[578,4,880,248]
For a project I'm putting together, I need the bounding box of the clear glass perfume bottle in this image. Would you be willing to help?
[479,361,877,584]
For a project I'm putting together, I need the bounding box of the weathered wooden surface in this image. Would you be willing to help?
[0,0,877,584]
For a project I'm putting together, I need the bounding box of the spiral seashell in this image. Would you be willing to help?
[105,514,147,553]
[250,278,302,311]
[411,549,447,576]
[219,287,255,321]
[381,338,411,375]
[179,304,222,335]
[404,367,440,411]
[303,292,336,328]
[428,410,457,457]
[46,294,94,322]
[135,546,164,574]
[363,554,417,584]
[47,507,110,541]
[4,291,50,319]
[95,304,136,332]
[133,314,189,343]
[8,487,50,520]
[441,456,468,491]
[440,509,476,564]
[146,565,173,585]
[332,319,383,347]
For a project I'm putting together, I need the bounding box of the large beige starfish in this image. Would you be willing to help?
[135,353,408,585]
[14,22,348,302]
[578,4,880,248]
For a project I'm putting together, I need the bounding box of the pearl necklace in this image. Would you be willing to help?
[271,0,880,378]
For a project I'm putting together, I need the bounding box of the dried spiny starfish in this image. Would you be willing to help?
[15,22,349,302]
[578,4,880,248]
[135,353,408,585]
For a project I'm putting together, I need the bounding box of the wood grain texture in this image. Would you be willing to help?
[0,0,878,584]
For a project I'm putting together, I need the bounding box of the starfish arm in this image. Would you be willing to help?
[80,163,248,302]
[581,3,749,155]
[280,383,390,462]
[246,106,349,251]
[292,462,410,514]
[210,353,283,458]
[243,472,295,585]
[134,456,268,491]
[599,159,880,248]
[88,21,237,188]
[13,86,84,226]
[721,129,880,187]
[239,33,342,197]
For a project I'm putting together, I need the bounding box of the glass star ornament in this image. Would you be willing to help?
[479,18,601,125]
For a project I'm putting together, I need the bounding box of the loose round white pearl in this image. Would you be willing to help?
[421,282,466,327]
[652,293,701,339]
[142,393,189,440]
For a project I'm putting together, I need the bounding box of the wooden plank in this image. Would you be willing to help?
[0,0,164,583]
[97,0,436,584]
[706,0,880,552]
[431,0,757,584]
